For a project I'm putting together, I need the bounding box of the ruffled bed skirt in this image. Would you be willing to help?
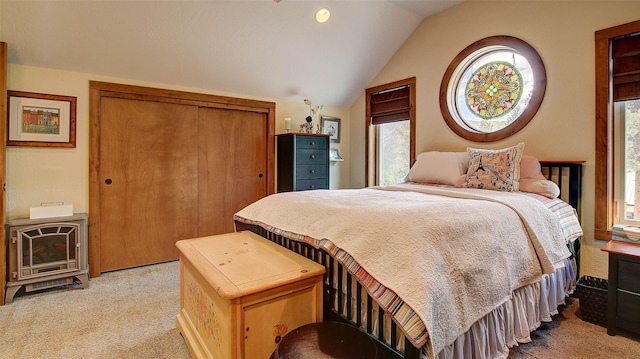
[431,257,577,359]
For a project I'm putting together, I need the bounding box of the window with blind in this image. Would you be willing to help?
[370,86,411,125]
[365,78,415,186]
[595,21,640,239]
[613,33,640,226]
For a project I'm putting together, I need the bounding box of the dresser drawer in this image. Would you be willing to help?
[617,290,640,328]
[296,178,327,191]
[296,149,328,165]
[618,258,640,293]
[296,136,328,149]
[296,165,328,180]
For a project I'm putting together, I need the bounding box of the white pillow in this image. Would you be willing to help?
[520,155,545,180]
[406,151,469,186]
[517,155,560,198]
[519,178,560,198]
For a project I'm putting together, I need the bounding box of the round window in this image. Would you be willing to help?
[439,36,546,142]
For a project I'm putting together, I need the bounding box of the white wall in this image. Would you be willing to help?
[5,64,351,220]
[348,1,640,279]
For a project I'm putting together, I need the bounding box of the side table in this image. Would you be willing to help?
[601,240,640,336]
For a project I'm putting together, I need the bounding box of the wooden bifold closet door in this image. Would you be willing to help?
[89,82,275,276]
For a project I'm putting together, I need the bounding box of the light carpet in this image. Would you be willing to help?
[1,260,639,359]
[0,261,190,359]
[508,294,640,358]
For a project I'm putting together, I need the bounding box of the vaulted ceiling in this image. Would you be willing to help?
[0,1,462,107]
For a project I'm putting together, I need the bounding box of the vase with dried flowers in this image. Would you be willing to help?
[303,99,323,134]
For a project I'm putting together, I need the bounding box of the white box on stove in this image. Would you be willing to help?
[29,204,74,219]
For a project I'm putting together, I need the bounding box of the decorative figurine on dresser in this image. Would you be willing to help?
[276,133,330,192]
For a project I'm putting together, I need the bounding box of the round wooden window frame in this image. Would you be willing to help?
[439,36,546,142]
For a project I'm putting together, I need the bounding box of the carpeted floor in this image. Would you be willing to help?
[0,261,190,359]
[1,260,639,359]
[508,295,640,358]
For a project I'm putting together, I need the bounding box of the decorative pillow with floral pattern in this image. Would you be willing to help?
[463,142,525,192]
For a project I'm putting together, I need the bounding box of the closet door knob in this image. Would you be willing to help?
[258,173,264,178]
[105,178,113,185]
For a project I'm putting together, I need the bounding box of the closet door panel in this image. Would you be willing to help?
[198,107,268,235]
[99,97,199,272]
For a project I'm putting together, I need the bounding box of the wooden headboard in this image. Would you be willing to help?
[540,160,584,214]
[540,160,584,274]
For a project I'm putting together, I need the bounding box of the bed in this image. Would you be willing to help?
[234,146,583,359]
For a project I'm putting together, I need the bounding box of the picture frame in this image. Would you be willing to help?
[321,116,341,143]
[329,147,343,161]
[7,90,77,148]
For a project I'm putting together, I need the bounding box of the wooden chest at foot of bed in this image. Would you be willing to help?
[176,231,326,359]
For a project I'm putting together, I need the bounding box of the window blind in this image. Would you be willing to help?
[613,33,640,102]
[370,85,411,125]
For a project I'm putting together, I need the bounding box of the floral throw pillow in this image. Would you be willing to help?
[463,143,525,192]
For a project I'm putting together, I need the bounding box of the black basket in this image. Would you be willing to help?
[575,276,608,327]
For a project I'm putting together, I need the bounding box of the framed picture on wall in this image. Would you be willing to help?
[7,90,77,148]
[321,116,341,143]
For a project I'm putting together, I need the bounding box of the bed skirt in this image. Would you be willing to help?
[432,256,576,359]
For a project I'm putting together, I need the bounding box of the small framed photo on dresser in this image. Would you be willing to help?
[321,116,341,143]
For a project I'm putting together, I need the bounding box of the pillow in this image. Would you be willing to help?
[463,142,525,192]
[520,155,545,180]
[405,151,469,186]
[519,178,560,198]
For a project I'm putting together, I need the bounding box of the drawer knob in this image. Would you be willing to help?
[309,169,315,174]
[309,141,315,146]
[310,155,315,159]
[309,185,315,189]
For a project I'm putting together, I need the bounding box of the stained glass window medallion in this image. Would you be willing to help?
[455,51,532,133]
[465,60,523,120]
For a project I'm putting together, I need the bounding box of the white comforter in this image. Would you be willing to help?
[234,184,575,358]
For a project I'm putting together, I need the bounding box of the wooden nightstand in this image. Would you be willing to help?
[276,133,330,192]
[176,231,325,359]
[601,240,640,336]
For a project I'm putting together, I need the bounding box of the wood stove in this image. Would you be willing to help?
[5,213,89,303]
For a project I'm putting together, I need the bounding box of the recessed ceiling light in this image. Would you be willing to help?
[316,8,330,23]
